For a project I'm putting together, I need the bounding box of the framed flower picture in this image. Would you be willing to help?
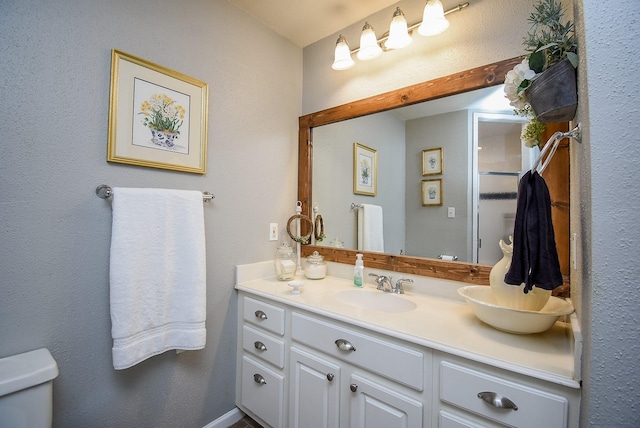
[107,49,208,174]
[422,147,443,176]
[353,143,377,196]
[422,179,443,206]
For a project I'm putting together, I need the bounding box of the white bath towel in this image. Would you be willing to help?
[109,187,206,370]
[357,204,384,252]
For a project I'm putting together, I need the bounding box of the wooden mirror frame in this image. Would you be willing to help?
[298,57,569,289]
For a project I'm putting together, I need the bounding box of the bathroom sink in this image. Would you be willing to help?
[333,289,417,313]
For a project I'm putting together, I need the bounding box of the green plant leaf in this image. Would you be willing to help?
[566,52,578,68]
[529,50,546,73]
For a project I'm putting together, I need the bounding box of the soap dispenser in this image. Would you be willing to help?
[353,253,364,287]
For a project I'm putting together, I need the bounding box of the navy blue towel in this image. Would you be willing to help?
[504,170,563,293]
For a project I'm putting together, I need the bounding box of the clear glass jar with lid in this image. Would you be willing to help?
[274,242,296,280]
[304,251,327,279]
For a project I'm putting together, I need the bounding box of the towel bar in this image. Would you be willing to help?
[95,184,215,203]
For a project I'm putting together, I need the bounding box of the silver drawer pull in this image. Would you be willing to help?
[477,392,518,411]
[255,310,268,320]
[253,374,267,385]
[335,339,356,352]
[350,383,358,392]
[254,341,267,351]
[326,373,334,382]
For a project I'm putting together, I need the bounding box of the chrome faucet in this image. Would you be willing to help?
[394,278,413,294]
[369,273,413,294]
[368,273,393,292]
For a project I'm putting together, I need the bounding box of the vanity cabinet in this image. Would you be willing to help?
[237,296,287,428]
[236,289,580,428]
[291,311,427,428]
[433,353,581,428]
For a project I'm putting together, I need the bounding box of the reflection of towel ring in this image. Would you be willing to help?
[314,215,326,242]
[287,214,314,245]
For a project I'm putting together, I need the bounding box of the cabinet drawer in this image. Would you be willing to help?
[241,356,284,428]
[439,410,488,428]
[292,312,424,391]
[440,361,568,428]
[242,325,285,369]
[243,296,285,335]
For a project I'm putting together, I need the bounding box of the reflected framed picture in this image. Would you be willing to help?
[422,147,443,176]
[422,179,443,206]
[353,143,377,196]
[107,49,209,174]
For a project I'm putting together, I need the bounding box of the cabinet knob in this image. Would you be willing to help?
[335,339,356,352]
[254,341,267,351]
[253,373,267,385]
[350,383,358,392]
[326,373,334,382]
[477,391,518,411]
[254,310,268,320]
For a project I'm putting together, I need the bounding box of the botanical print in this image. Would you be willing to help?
[354,143,376,195]
[132,78,191,154]
[422,148,443,175]
[359,157,371,186]
[422,179,442,206]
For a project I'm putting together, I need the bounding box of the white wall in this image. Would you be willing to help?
[0,0,301,426]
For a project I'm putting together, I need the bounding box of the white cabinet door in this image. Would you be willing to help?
[349,373,423,428]
[289,347,341,428]
[240,356,284,428]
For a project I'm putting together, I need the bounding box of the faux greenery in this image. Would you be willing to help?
[504,0,578,147]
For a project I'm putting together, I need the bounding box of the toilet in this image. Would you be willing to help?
[0,348,58,428]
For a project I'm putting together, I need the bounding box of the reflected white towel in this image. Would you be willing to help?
[357,204,384,252]
[109,187,206,370]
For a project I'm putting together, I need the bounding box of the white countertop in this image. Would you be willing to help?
[235,261,581,389]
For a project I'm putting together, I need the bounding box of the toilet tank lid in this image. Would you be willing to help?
[0,348,59,397]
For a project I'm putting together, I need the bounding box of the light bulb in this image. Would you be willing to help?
[332,35,355,70]
[385,7,413,50]
[418,0,450,36]
[357,22,382,61]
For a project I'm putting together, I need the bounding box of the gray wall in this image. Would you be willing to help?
[405,110,470,260]
[303,0,640,425]
[0,0,301,426]
[577,1,640,426]
[312,111,405,253]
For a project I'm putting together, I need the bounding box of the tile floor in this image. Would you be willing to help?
[227,415,263,428]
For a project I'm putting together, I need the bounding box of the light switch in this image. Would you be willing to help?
[447,207,455,218]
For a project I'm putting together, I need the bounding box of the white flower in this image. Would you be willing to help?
[504,59,536,109]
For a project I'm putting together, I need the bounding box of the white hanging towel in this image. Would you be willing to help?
[109,187,206,370]
[357,204,384,252]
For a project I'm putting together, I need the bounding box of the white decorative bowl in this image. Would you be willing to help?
[458,286,574,334]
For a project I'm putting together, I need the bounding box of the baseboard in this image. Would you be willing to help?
[202,407,245,428]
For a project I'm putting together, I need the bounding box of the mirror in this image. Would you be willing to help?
[298,57,569,287]
[311,85,533,265]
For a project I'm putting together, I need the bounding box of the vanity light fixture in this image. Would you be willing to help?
[418,0,450,36]
[385,7,413,50]
[332,1,469,70]
[357,22,383,60]
[331,35,356,70]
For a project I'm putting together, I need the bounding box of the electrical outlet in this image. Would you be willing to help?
[269,223,278,241]
[447,207,455,218]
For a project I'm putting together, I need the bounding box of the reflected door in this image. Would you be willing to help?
[473,114,534,265]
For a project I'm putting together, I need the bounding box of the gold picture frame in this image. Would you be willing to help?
[422,147,443,176]
[422,179,443,206]
[107,49,208,174]
[353,143,377,196]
